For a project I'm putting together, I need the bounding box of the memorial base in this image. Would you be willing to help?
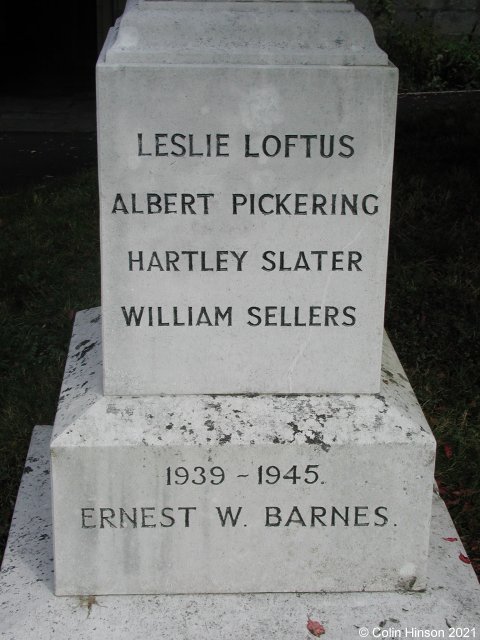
[1,425,479,639]
[50,309,436,595]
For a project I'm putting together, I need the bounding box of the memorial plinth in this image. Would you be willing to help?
[49,0,436,597]
[3,427,479,640]
[97,0,397,395]
[52,309,435,595]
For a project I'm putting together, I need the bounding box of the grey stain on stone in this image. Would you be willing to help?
[304,433,331,451]
[48,311,438,594]
[75,341,97,361]
[288,422,301,436]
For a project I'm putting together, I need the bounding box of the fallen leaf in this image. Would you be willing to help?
[459,553,471,564]
[436,480,448,497]
[442,537,458,542]
[444,498,461,507]
[443,443,453,459]
[307,618,326,636]
[451,488,476,497]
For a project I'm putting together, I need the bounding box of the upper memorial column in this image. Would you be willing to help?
[97,0,397,395]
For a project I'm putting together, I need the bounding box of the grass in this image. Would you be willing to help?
[386,112,480,575]
[0,170,100,559]
[0,104,479,579]
[367,3,480,92]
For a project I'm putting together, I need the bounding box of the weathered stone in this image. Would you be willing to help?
[434,10,480,34]
[2,425,479,639]
[51,308,435,595]
[97,0,398,395]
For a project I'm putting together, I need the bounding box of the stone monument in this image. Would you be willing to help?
[50,0,437,595]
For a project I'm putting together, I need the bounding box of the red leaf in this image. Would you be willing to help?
[443,443,453,459]
[442,537,458,542]
[307,618,326,637]
[444,498,461,507]
[436,480,448,497]
[459,553,471,564]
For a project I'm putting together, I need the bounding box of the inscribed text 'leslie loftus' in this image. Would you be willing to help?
[136,132,355,158]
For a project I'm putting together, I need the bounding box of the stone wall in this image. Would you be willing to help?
[97,0,479,43]
[356,0,479,38]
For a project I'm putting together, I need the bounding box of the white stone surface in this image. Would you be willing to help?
[97,0,398,395]
[2,425,479,639]
[105,0,387,66]
[51,308,435,595]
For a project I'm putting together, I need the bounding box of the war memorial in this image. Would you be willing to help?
[1,0,478,637]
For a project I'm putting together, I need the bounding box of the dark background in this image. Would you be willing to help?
[0,2,118,95]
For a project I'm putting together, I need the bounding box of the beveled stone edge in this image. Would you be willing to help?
[51,308,436,452]
[100,0,388,67]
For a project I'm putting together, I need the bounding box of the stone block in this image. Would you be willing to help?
[394,9,435,27]
[3,426,478,639]
[97,0,398,396]
[446,0,479,11]
[434,10,479,34]
[51,308,436,595]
